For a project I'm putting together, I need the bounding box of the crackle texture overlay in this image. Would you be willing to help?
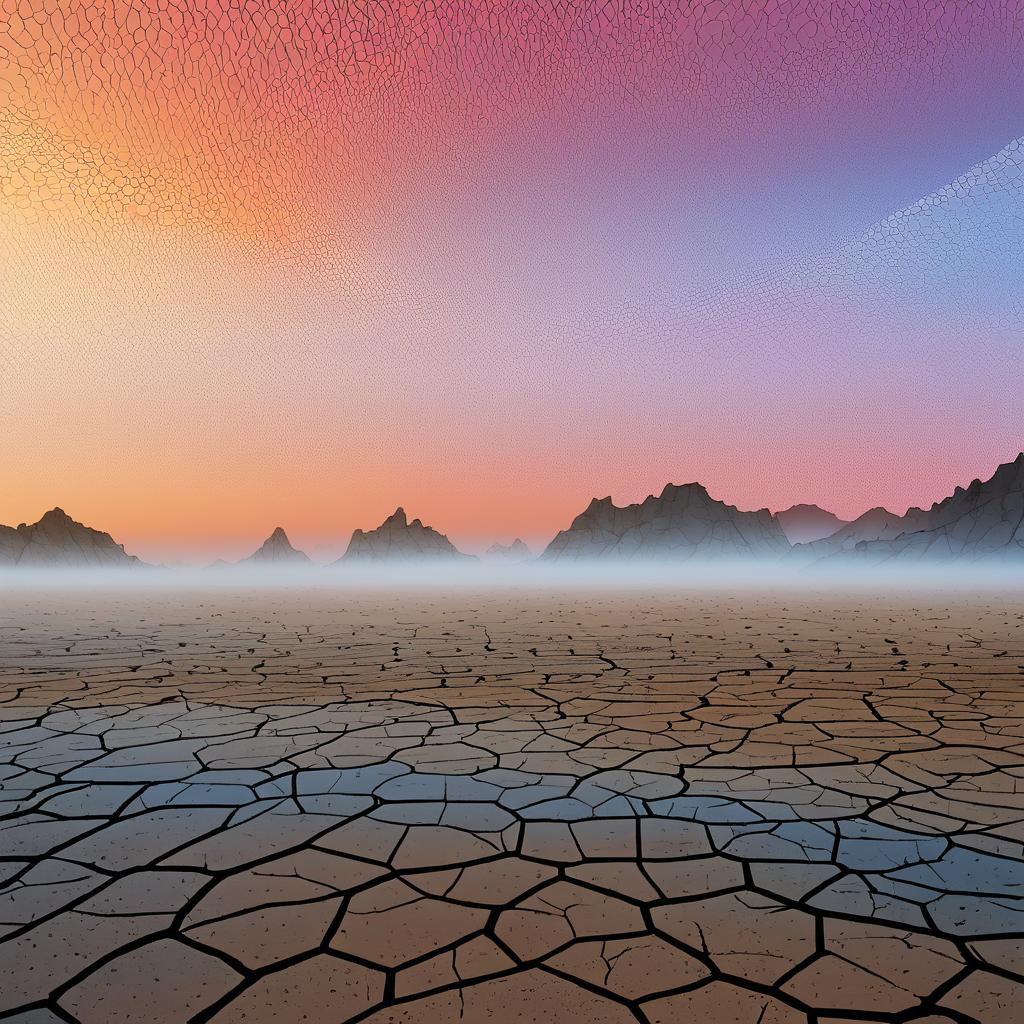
[1,587,1023,1022]
[3,2,1024,560]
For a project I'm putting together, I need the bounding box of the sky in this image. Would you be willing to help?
[2,1,1023,562]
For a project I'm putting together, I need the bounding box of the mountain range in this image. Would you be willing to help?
[541,482,790,560]
[4,453,1023,570]
[824,452,1024,564]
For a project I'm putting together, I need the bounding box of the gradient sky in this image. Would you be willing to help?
[2,1,1023,562]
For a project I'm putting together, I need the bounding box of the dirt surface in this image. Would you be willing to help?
[1,586,1023,1022]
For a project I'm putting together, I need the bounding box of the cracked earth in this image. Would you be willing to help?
[1,587,1023,1023]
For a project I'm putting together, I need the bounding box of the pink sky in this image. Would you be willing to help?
[2,2,1023,562]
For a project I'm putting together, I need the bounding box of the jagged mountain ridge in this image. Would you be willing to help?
[0,508,143,567]
[8,453,1024,569]
[792,452,1024,564]
[850,452,1024,562]
[337,508,474,562]
[541,482,791,561]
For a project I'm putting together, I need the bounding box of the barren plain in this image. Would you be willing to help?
[1,586,1023,1022]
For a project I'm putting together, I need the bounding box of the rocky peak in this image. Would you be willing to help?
[806,451,1024,563]
[242,527,311,565]
[0,508,143,568]
[543,481,791,561]
[37,507,73,525]
[386,507,409,528]
[339,508,473,562]
[657,481,709,500]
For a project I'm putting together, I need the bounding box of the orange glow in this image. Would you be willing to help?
[3,3,1022,562]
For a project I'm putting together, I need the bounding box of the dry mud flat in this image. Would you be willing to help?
[1,585,1023,1023]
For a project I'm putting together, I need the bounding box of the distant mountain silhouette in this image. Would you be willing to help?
[0,508,143,567]
[792,506,908,561]
[848,452,1024,562]
[337,508,474,562]
[10,453,1023,570]
[791,453,1024,564]
[541,483,791,560]
[775,504,848,544]
[241,527,311,565]
[485,539,532,561]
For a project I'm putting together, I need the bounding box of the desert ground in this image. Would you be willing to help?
[1,585,1023,1023]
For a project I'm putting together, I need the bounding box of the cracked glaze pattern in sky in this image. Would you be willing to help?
[2,2,1024,559]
